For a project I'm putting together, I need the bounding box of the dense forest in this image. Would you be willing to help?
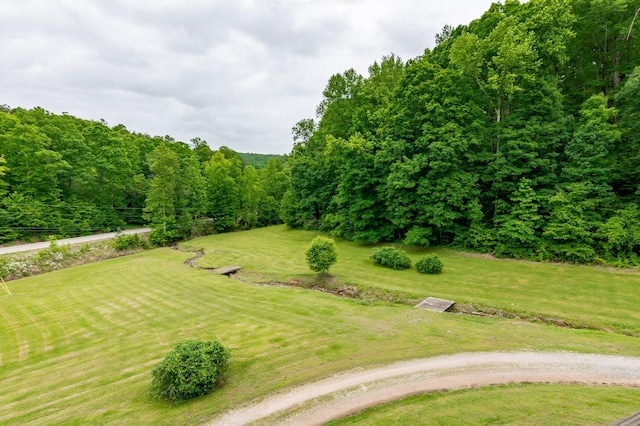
[0,107,289,245]
[283,0,640,266]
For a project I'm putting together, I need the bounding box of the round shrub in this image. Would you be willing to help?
[149,339,230,401]
[306,236,338,274]
[416,254,443,274]
[370,246,411,270]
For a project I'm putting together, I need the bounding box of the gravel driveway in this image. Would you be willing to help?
[209,351,640,425]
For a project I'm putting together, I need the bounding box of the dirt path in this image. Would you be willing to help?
[208,351,640,426]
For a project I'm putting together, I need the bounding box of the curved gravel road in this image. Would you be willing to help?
[209,351,640,426]
[0,228,151,255]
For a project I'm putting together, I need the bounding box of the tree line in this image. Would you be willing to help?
[0,106,289,245]
[283,0,640,266]
[2,0,638,266]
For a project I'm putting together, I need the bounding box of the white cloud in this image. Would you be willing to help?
[1,0,496,154]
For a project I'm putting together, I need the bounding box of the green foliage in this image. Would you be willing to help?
[542,184,598,263]
[614,66,640,198]
[111,233,148,251]
[0,108,287,246]
[494,179,541,259]
[324,135,394,243]
[415,254,443,274]
[283,139,337,231]
[205,151,241,232]
[0,155,7,197]
[597,204,640,265]
[404,227,433,248]
[370,246,411,270]
[33,238,69,270]
[148,227,180,247]
[563,94,618,186]
[143,144,180,235]
[305,236,338,274]
[238,166,264,229]
[149,339,230,402]
[284,0,640,267]
[562,0,640,112]
[260,158,289,202]
[238,153,285,169]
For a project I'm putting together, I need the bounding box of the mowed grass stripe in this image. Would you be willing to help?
[1,227,640,424]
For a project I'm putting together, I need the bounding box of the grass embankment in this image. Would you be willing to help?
[0,239,147,281]
[1,225,639,424]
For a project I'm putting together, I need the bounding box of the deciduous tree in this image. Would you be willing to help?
[305,236,338,274]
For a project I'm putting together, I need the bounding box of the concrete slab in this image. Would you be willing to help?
[415,297,455,312]
[611,410,640,426]
[214,266,242,275]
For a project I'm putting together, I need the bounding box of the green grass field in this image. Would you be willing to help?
[1,225,639,424]
[184,225,640,335]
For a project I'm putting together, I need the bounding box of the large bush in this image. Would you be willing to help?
[149,340,230,401]
[370,246,411,270]
[305,236,338,274]
[111,233,149,251]
[149,227,180,247]
[416,254,443,274]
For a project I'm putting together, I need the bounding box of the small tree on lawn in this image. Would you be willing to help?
[149,339,230,401]
[305,236,338,275]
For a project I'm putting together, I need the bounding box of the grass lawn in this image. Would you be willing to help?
[328,384,640,425]
[1,225,639,424]
[183,225,640,335]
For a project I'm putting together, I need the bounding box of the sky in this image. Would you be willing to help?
[1,0,497,154]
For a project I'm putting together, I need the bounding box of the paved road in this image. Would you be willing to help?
[0,228,152,255]
[209,351,640,426]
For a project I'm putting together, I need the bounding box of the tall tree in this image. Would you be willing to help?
[381,57,484,246]
[85,122,134,227]
[315,68,363,140]
[562,0,640,111]
[175,152,208,238]
[259,158,289,201]
[543,94,619,262]
[324,134,394,242]
[597,203,640,263]
[613,65,640,197]
[0,155,7,196]
[190,137,213,165]
[238,166,264,229]
[144,144,180,245]
[494,178,542,258]
[205,151,240,232]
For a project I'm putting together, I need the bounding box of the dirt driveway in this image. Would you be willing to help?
[209,351,640,425]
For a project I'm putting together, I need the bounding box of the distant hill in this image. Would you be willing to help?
[239,152,285,169]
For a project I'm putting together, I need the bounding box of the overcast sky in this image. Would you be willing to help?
[1,0,497,154]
